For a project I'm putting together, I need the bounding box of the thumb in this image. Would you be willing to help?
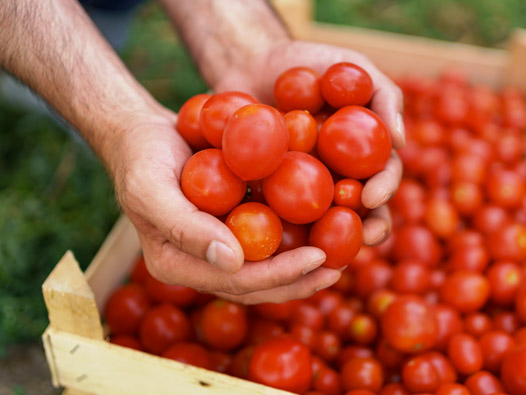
[143,185,245,273]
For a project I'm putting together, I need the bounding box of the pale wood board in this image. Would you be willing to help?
[506,29,526,89]
[45,328,291,395]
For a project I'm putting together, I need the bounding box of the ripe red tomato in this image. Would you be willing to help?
[320,62,374,108]
[424,197,459,238]
[318,106,391,179]
[500,346,526,395]
[464,312,493,337]
[435,383,470,395]
[222,104,289,180]
[312,366,342,395]
[439,270,490,313]
[480,331,516,372]
[401,355,440,393]
[366,289,397,319]
[290,302,324,330]
[379,383,410,395]
[274,221,309,255]
[104,284,150,335]
[488,223,526,262]
[313,330,341,362]
[472,204,510,235]
[162,342,214,370]
[447,333,483,375]
[348,313,378,345]
[423,351,457,384]
[181,148,246,216]
[486,168,526,209]
[290,323,316,349]
[130,256,149,285]
[139,303,192,355]
[176,93,212,151]
[262,151,334,224]
[309,206,363,269]
[353,259,393,298]
[274,66,325,113]
[199,91,257,148]
[248,334,312,393]
[226,202,282,261]
[341,357,383,392]
[390,260,431,294]
[464,371,504,395]
[246,319,285,345]
[284,110,318,153]
[487,261,522,305]
[333,178,364,211]
[381,295,438,353]
[110,334,143,351]
[201,299,248,351]
[430,304,463,350]
[144,274,199,307]
[392,225,442,266]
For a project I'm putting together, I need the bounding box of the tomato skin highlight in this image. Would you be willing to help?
[309,206,363,269]
[318,105,392,179]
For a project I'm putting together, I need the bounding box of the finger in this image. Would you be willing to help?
[369,76,405,149]
[141,234,329,295]
[214,267,342,304]
[362,204,392,246]
[361,150,403,209]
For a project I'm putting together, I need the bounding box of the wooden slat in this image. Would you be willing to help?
[45,328,291,395]
[271,0,312,37]
[85,215,142,313]
[42,252,104,340]
[506,29,526,90]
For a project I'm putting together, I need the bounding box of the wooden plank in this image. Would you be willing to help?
[85,215,142,313]
[42,252,104,340]
[46,328,291,395]
[301,22,508,86]
[506,29,526,90]
[271,0,312,37]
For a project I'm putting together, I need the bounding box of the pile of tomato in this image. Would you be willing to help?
[104,67,526,395]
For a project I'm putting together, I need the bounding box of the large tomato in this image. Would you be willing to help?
[273,66,325,113]
[321,62,374,108]
[317,106,391,179]
[104,284,150,335]
[262,151,334,224]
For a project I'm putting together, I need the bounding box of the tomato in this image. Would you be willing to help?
[290,302,324,330]
[139,303,192,355]
[464,312,493,337]
[379,383,410,395]
[424,197,459,238]
[487,261,522,305]
[274,220,309,255]
[353,259,393,298]
[333,178,364,211]
[320,62,374,108]
[274,66,325,113]
[310,289,344,316]
[328,302,357,339]
[389,179,426,223]
[493,311,521,334]
[248,334,312,393]
[412,119,446,147]
[448,244,489,272]
[263,151,334,224]
[312,366,342,395]
[486,168,526,209]
[480,330,516,372]
[222,104,288,180]
[130,256,148,285]
[210,350,233,373]
[450,153,487,185]
[390,260,431,294]
[176,93,212,151]
[450,181,483,215]
[290,323,316,349]
[162,342,214,370]
[309,206,363,269]
[439,270,490,313]
[144,274,199,307]
[375,338,404,369]
[341,357,383,393]
[366,289,397,319]
[201,299,248,351]
[181,148,246,216]
[228,345,254,379]
[464,371,504,395]
[348,313,378,345]
[423,351,457,384]
[472,204,510,234]
[435,383,471,395]
[401,355,440,393]
[381,295,438,353]
[110,334,143,351]
[283,110,318,153]
[104,283,150,335]
[447,333,483,375]
[246,319,285,345]
[516,284,526,323]
[488,223,526,262]
[199,91,257,148]
[313,330,341,362]
[392,225,442,266]
[500,346,526,395]
[226,202,282,261]
[252,300,301,322]
[318,106,391,179]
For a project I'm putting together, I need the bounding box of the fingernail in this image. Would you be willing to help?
[302,254,326,275]
[338,265,348,272]
[396,113,406,147]
[206,241,236,272]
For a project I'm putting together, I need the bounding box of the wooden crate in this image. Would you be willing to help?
[42,1,526,394]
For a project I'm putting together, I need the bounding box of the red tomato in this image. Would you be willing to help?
[423,351,457,384]
[226,202,282,261]
[262,151,334,224]
[390,260,431,294]
[199,91,257,148]
[472,204,510,234]
[210,350,232,373]
[366,289,397,319]
[130,256,148,285]
[176,93,212,151]
[487,261,522,305]
[450,181,483,215]
[334,178,364,211]
[139,303,192,355]
[424,197,459,238]
[448,244,490,272]
[480,330,516,372]
[222,104,288,180]
[248,334,312,393]
[162,342,214,370]
[464,371,504,395]
[353,259,393,298]
[104,284,150,335]
[246,319,285,346]
[389,179,426,223]
[318,106,392,179]
[439,270,490,313]
[252,300,301,322]
[348,313,378,345]
[435,383,470,395]
[309,206,363,269]
[201,299,248,351]
[144,274,199,307]
[290,302,324,330]
[401,355,440,393]
[320,62,374,108]
[488,223,526,262]
[312,366,342,395]
[447,333,483,375]
[341,357,384,393]
[501,346,526,395]
[328,302,358,339]
[486,168,526,209]
[464,312,493,338]
[379,383,410,395]
[228,345,254,379]
[392,225,442,266]
[181,148,246,216]
[381,295,438,353]
[313,330,341,362]
[290,323,316,349]
[274,66,325,113]
[110,334,143,351]
[376,338,404,369]
[284,110,318,152]
[274,221,309,254]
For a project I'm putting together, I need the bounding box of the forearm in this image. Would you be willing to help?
[159,0,290,90]
[0,0,163,174]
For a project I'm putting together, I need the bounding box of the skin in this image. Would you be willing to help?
[0,0,404,304]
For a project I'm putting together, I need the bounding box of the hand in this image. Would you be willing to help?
[214,39,405,245]
[111,110,341,304]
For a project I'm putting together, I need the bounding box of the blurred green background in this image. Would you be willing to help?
[1,0,526,354]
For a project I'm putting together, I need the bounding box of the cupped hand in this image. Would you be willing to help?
[215,39,405,245]
[109,110,341,304]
